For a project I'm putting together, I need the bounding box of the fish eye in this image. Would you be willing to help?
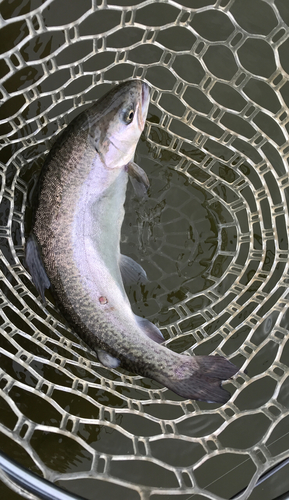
[124,109,134,124]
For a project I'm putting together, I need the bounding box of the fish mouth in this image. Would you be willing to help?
[137,81,150,130]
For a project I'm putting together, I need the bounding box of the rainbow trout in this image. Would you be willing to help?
[26,80,238,403]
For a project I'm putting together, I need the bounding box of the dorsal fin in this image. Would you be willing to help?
[25,234,50,304]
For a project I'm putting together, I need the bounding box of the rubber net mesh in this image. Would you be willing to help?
[1,0,289,499]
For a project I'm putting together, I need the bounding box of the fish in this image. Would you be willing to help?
[25,79,238,403]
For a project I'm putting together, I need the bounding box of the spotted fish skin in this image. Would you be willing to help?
[26,80,238,403]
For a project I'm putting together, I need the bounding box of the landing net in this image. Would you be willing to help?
[0,1,289,499]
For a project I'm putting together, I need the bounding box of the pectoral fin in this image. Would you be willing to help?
[25,234,50,304]
[135,315,164,344]
[127,161,150,198]
[119,254,148,286]
[97,349,120,368]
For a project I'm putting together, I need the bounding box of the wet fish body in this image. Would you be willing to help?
[26,80,238,403]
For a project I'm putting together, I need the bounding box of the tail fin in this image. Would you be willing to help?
[165,355,238,404]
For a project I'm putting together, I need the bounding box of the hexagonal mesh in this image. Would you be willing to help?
[1,0,289,499]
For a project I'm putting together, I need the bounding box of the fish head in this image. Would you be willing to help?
[89,80,150,169]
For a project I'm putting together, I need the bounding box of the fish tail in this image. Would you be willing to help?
[164,355,238,404]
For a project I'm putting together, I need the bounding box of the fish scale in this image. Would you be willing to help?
[25,79,239,403]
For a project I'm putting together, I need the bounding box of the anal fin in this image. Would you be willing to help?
[25,234,50,304]
[135,315,164,344]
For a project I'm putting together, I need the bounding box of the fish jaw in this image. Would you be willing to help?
[138,81,150,130]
